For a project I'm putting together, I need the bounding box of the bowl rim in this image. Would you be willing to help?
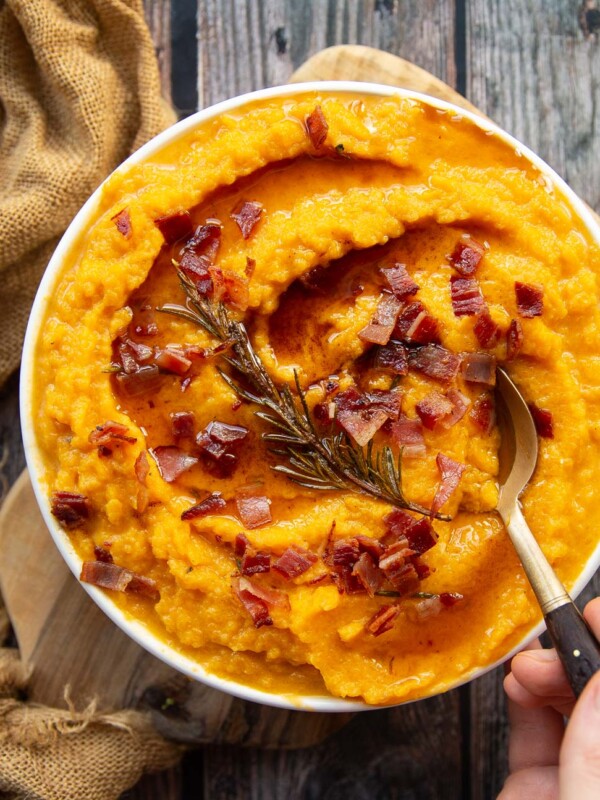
[20,79,600,712]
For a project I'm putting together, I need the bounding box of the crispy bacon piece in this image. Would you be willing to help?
[393,301,441,345]
[355,535,385,560]
[154,210,194,244]
[112,208,132,238]
[213,269,250,311]
[352,553,381,597]
[179,252,213,296]
[381,263,420,300]
[241,550,271,576]
[372,340,409,375]
[170,411,195,440]
[447,238,485,276]
[528,403,554,438]
[442,389,471,429]
[185,223,222,260]
[461,353,496,385]
[384,508,419,539]
[231,200,263,239]
[115,338,153,374]
[506,318,524,360]
[408,344,461,383]
[181,492,226,521]
[450,274,485,317]
[470,393,496,434]
[305,105,328,149]
[388,416,427,458]
[331,538,361,568]
[366,604,399,636]
[154,347,192,376]
[134,451,150,483]
[358,293,402,345]
[93,545,113,564]
[432,453,466,515]
[333,388,395,446]
[273,547,317,579]
[130,301,158,337]
[235,492,272,529]
[415,392,453,430]
[406,517,438,555]
[89,421,136,447]
[474,311,502,348]
[115,365,163,397]
[196,421,249,476]
[51,491,91,529]
[178,224,222,294]
[80,561,159,601]
[515,282,544,318]
[149,446,198,483]
[232,577,289,628]
[440,592,464,607]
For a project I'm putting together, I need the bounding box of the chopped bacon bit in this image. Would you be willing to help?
[241,550,271,576]
[432,453,466,515]
[154,210,194,244]
[470,393,496,434]
[528,403,554,439]
[235,533,251,557]
[51,491,91,529]
[381,263,420,300]
[373,341,409,375]
[415,392,454,430]
[154,347,192,376]
[149,446,198,483]
[273,547,318,579]
[405,517,438,555]
[384,508,419,539]
[358,294,402,345]
[441,389,471,429]
[474,311,502,348]
[134,451,150,484]
[93,545,113,564]
[331,538,361,568]
[387,416,427,458]
[112,208,132,238]
[89,421,136,446]
[170,411,195,440]
[181,492,226,521]
[366,604,399,636]
[450,274,485,317]
[185,223,222,261]
[408,344,461,383]
[232,577,289,628]
[333,388,394,446]
[305,105,329,149]
[115,338,153,374]
[231,200,264,239]
[440,592,464,607]
[461,352,496,385]
[196,421,249,476]
[447,239,485,276]
[355,535,385,560]
[179,251,214,296]
[115,365,163,397]
[80,561,159,601]
[235,493,272,529]
[506,319,524,360]
[352,553,381,597]
[379,540,415,585]
[393,301,440,345]
[515,282,544,317]
[220,269,250,311]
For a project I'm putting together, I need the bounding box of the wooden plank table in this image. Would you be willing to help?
[2,1,599,798]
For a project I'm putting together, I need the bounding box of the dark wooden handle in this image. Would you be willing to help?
[544,603,600,698]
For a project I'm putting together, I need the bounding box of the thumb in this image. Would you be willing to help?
[560,670,600,800]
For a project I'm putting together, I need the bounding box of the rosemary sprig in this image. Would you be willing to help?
[160,269,448,519]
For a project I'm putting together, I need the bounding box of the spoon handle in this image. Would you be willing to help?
[504,503,600,697]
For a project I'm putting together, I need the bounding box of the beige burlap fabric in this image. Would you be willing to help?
[0,0,177,386]
[0,1,182,797]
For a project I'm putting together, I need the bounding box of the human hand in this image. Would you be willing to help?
[498,597,600,799]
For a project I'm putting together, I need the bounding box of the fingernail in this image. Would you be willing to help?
[520,649,558,662]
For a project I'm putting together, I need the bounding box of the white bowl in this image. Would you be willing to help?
[20,81,600,712]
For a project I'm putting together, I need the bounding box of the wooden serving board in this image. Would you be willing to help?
[1,45,598,750]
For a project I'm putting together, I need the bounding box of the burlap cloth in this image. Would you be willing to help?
[0,1,183,798]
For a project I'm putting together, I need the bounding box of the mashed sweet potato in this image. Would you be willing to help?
[34,91,600,704]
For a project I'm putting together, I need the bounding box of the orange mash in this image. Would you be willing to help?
[34,92,600,704]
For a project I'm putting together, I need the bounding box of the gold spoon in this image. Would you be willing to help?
[496,366,600,697]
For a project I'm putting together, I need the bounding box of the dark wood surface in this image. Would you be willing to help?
[2,1,599,798]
